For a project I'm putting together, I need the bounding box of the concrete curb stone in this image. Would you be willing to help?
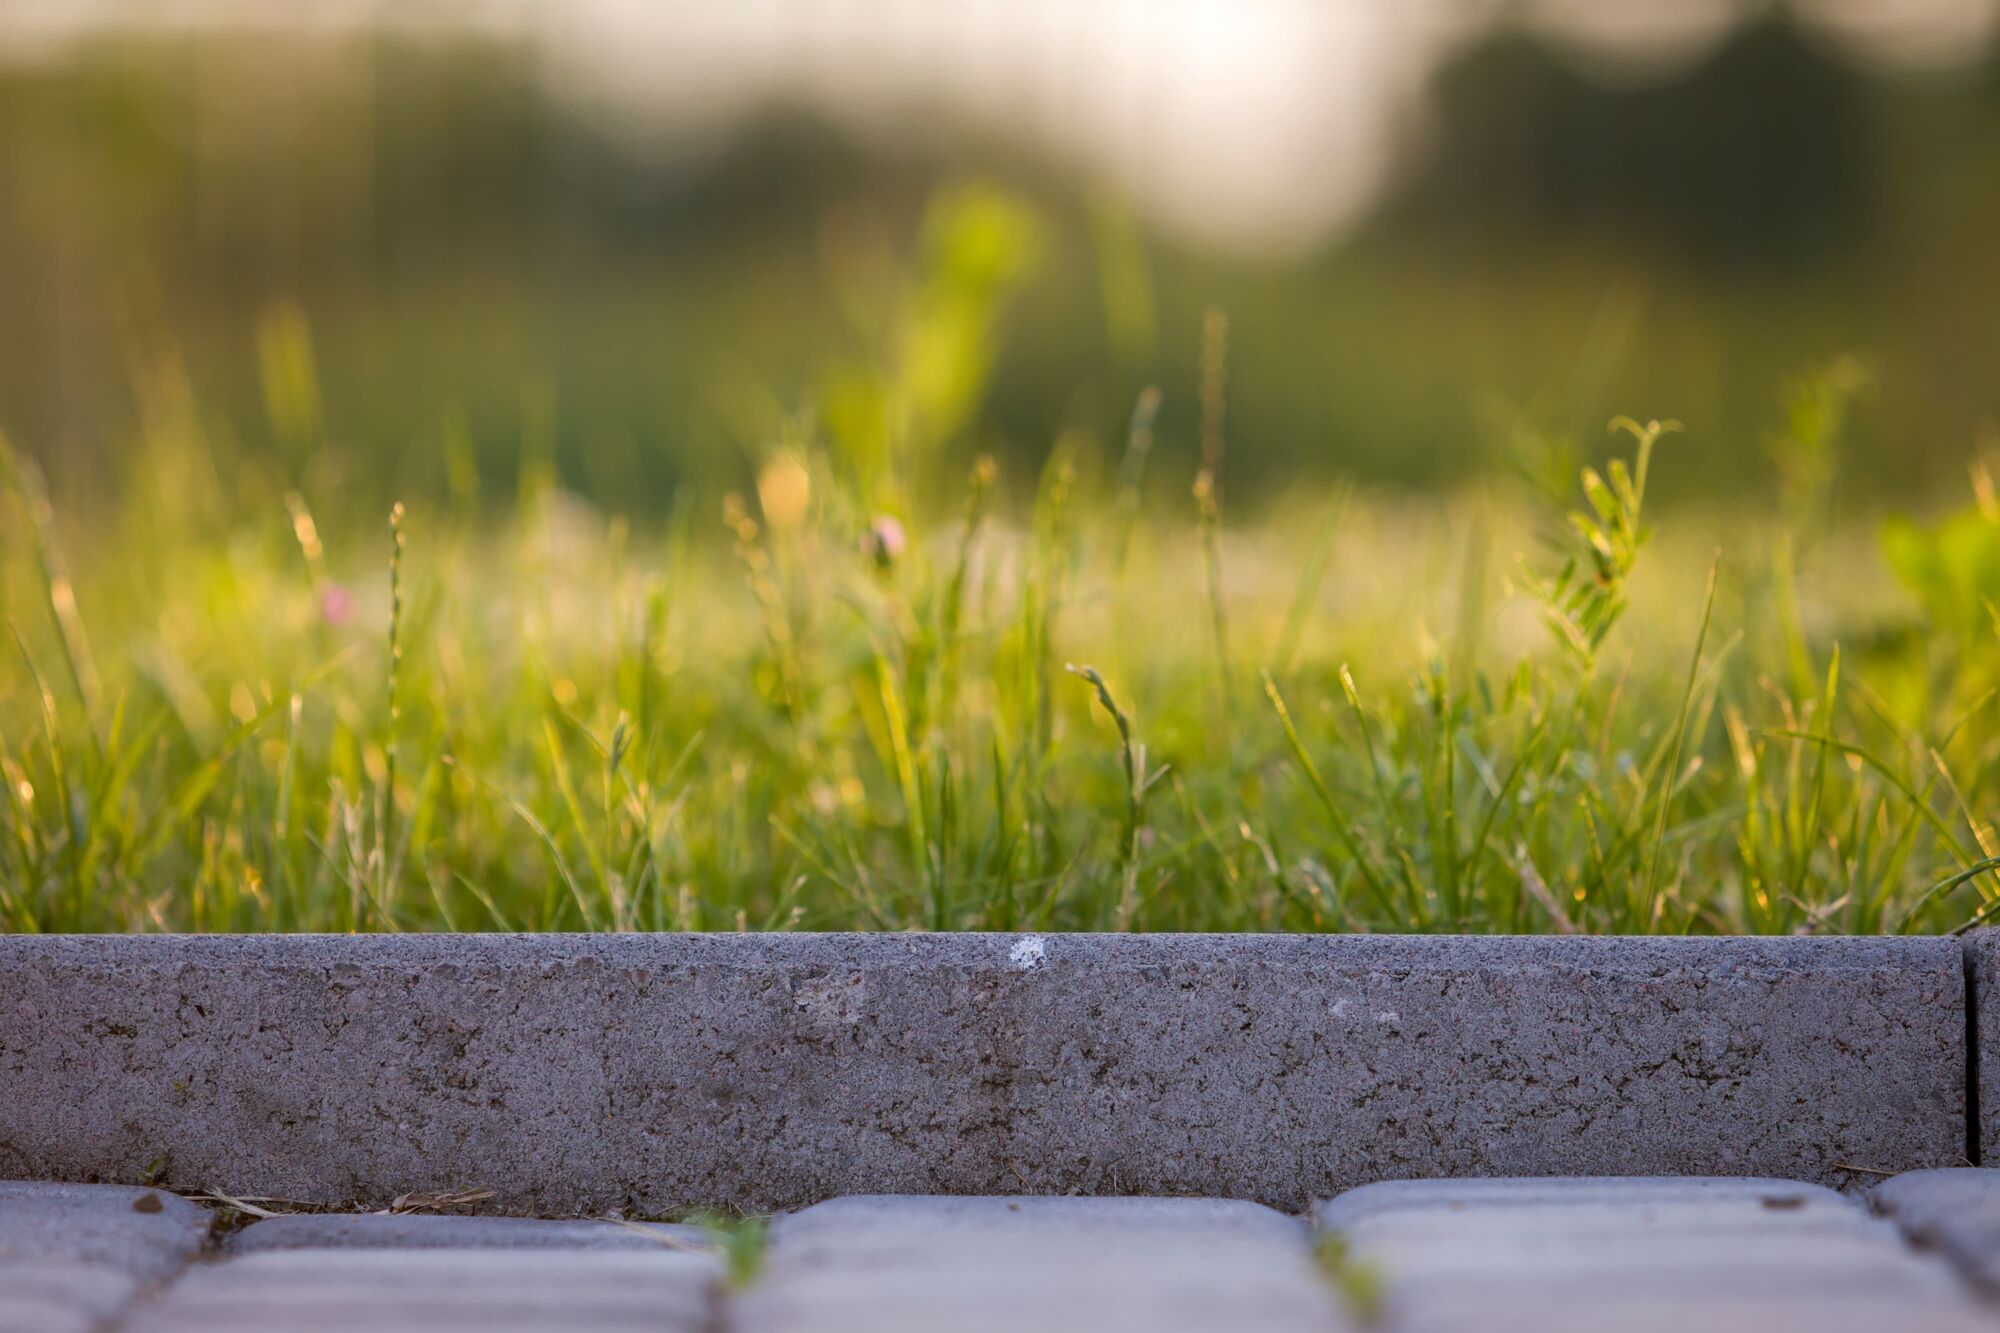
[0,933,1967,1213]
[1970,931,1999,1166]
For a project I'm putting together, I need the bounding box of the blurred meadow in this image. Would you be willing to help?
[6,3,2000,933]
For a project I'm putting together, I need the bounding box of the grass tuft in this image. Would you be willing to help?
[3,233,1998,936]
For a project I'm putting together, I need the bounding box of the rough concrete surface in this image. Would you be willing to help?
[1874,1168,2000,1296]
[1315,1176,1995,1332]
[1972,931,1999,1166]
[0,1181,211,1333]
[732,1194,1349,1333]
[0,933,1969,1213]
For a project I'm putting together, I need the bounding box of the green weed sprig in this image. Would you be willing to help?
[1523,416,1678,668]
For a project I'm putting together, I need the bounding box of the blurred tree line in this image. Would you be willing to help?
[2,12,1999,519]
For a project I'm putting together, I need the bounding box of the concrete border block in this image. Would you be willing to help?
[0,933,1969,1214]
[1969,931,1998,1166]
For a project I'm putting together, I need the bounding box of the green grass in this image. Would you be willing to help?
[6,391,2000,938]
[6,198,2000,936]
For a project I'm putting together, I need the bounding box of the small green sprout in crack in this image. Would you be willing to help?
[1314,1232,1387,1326]
[682,1209,769,1290]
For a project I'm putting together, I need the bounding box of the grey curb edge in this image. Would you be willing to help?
[0,932,1979,1214]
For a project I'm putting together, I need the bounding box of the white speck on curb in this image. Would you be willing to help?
[1009,936,1048,971]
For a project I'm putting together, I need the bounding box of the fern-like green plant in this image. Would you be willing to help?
[1521,416,1679,668]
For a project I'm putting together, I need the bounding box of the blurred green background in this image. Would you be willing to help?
[4,6,1999,522]
[16,3,2000,935]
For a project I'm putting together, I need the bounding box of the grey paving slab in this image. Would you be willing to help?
[0,934,1967,1212]
[227,1211,709,1254]
[0,1182,210,1333]
[1314,1176,1996,1332]
[1875,1168,2000,1295]
[0,1264,147,1333]
[126,1247,722,1333]
[731,1195,1350,1333]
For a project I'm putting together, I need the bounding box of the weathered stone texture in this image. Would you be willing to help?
[1971,931,2000,1165]
[0,933,1967,1213]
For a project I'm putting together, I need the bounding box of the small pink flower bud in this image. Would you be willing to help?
[863,515,907,568]
[320,583,354,626]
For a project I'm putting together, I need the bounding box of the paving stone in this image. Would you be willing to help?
[731,1195,1349,1333]
[1314,1176,1995,1332]
[227,1211,709,1254]
[0,1181,212,1278]
[0,1264,147,1333]
[1875,1168,2000,1296]
[126,1247,722,1333]
[0,934,1966,1212]
[0,1181,210,1333]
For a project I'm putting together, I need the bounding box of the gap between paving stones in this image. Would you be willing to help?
[0,932,1980,1213]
